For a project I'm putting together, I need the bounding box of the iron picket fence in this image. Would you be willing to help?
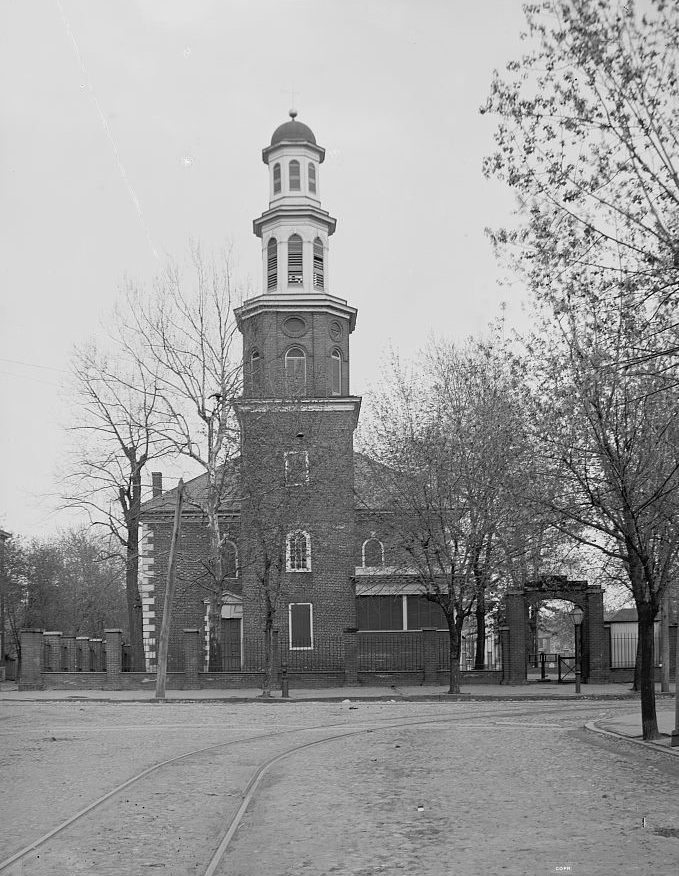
[357,632,424,672]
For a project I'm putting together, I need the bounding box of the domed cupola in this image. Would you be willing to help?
[254,110,337,295]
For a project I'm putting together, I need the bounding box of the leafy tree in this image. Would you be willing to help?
[483,0,679,739]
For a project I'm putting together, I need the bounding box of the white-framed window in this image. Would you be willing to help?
[287,530,311,571]
[267,238,277,290]
[362,537,384,568]
[289,602,313,649]
[287,234,303,285]
[273,163,281,194]
[284,450,309,486]
[313,237,324,290]
[331,349,342,395]
[289,159,301,191]
[285,346,306,393]
[308,162,316,194]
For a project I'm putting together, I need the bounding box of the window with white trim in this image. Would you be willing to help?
[267,238,277,291]
[285,346,306,394]
[289,602,313,649]
[313,237,324,290]
[289,160,301,191]
[287,530,310,571]
[273,163,281,194]
[308,162,316,194]
[284,450,309,486]
[331,349,342,395]
[362,537,384,567]
[287,234,303,285]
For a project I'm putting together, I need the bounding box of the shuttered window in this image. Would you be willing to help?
[289,160,301,191]
[313,237,324,289]
[288,234,303,285]
[308,162,316,193]
[273,163,281,194]
[287,531,310,571]
[289,603,313,649]
[406,596,446,630]
[356,596,403,630]
[285,346,306,394]
[267,238,277,291]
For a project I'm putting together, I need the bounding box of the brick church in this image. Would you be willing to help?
[139,113,446,674]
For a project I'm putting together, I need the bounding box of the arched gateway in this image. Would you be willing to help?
[500,576,608,685]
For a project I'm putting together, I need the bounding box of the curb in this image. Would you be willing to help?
[585,720,679,757]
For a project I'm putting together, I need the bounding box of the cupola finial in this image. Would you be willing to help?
[289,108,298,120]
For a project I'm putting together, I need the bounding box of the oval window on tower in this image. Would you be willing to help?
[283,316,307,337]
[329,320,342,340]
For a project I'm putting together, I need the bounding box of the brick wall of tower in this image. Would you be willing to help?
[240,406,357,652]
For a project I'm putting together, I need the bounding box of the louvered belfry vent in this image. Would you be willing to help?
[288,234,303,285]
[267,238,277,290]
[313,238,324,290]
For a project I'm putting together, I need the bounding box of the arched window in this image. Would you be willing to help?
[267,238,277,291]
[287,530,310,571]
[362,538,384,568]
[289,160,301,191]
[287,234,303,285]
[308,162,316,194]
[250,349,261,393]
[313,237,324,290]
[273,163,281,195]
[331,349,342,395]
[221,540,238,578]
[285,346,306,393]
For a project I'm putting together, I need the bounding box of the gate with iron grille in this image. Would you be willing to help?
[558,654,576,683]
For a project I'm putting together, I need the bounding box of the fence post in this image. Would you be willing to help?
[18,629,44,691]
[422,628,438,684]
[272,630,280,685]
[43,632,62,672]
[343,627,359,686]
[105,629,123,690]
[183,629,201,689]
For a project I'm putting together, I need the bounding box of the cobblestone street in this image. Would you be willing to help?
[1,699,678,875]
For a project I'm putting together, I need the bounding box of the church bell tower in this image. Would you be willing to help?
[235,112,361,655]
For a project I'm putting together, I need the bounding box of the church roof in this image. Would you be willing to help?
[140,451,395,518]
[270,118,317,146]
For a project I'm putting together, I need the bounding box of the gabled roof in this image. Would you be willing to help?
[605,607,638,623]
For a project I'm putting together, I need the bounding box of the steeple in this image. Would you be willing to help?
[253,111,337,295]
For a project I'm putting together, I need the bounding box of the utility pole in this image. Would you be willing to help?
[155,481,184,700]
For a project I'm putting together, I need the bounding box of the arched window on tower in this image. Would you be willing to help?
[273,163,281,195]
[285,346,306,394]
[289,160,301,191]
[331,349,342,395]
[267,238,277,291]
[313,238,324,290]
[287,530,311,571]
[362,538,384,568]
[287,234,303,285]
[250,349,262,393]
[221,540,239,578]
[308,162,316,194]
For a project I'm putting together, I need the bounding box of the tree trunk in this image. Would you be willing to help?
[125,468,145,671]
[637,602,660,740]
[261,587,276,697]
[474,591,486,670]
[632,636,641,691]
[206,501,223,671]
[447,615,461,694]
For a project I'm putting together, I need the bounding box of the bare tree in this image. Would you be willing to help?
[362,341,528,692]
[63,344,165,669]
[123,246,242,665]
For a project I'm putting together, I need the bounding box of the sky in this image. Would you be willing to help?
[0,0,532,538]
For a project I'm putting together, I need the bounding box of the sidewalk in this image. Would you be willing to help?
[0,679,673,703]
